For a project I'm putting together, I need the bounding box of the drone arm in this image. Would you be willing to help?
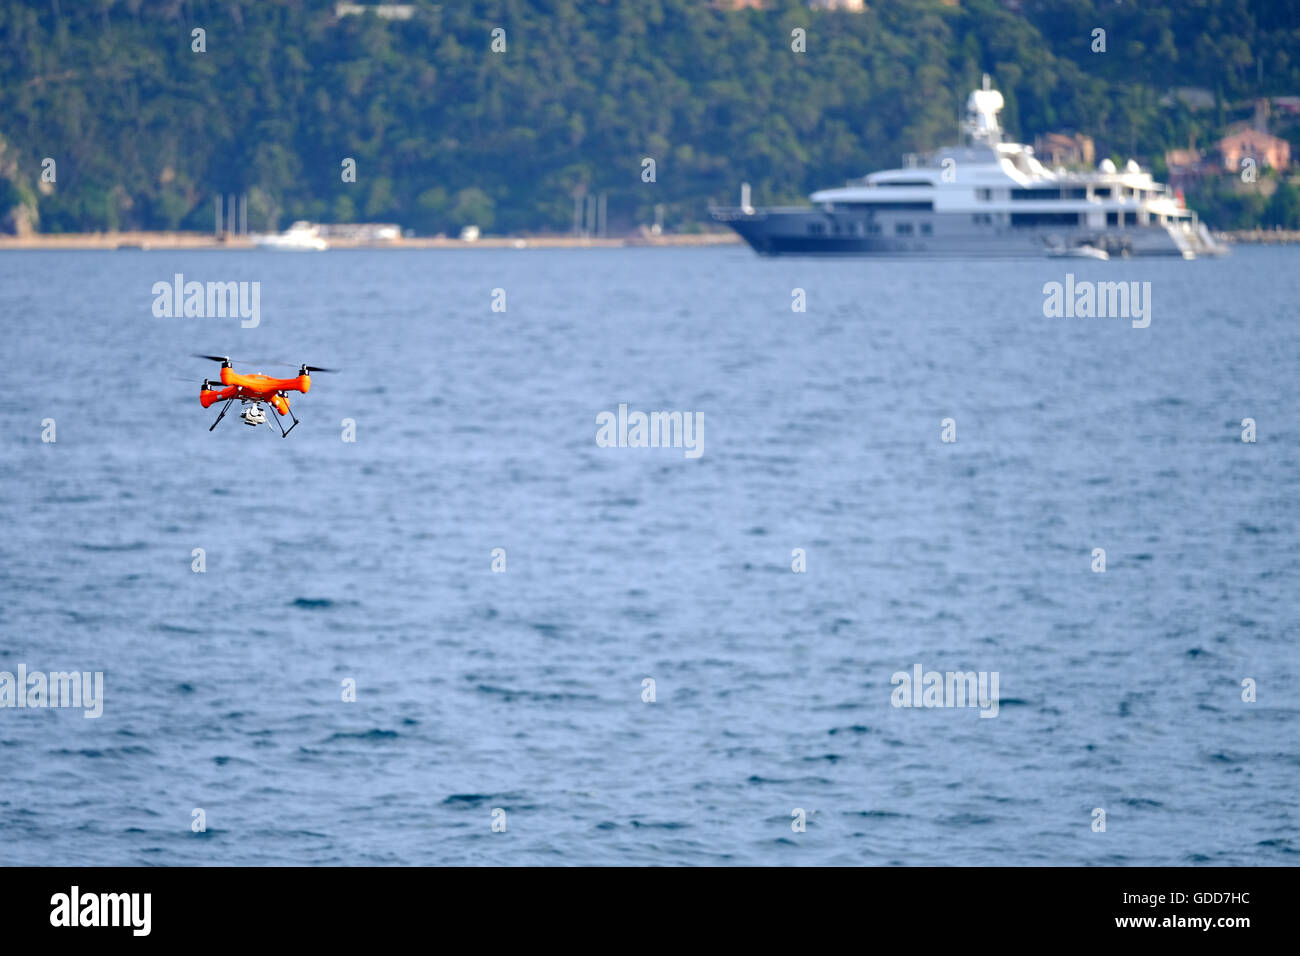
[200,385,238,408]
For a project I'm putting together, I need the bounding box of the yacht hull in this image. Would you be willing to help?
[713,208,1225,258]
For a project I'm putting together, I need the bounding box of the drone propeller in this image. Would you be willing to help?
[193,353,232,366]
[170,375,226,388]
[299,364,339,374]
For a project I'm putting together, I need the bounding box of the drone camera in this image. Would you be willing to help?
[240,404,268,427]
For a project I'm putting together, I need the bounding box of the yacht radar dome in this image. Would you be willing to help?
[1099,158,1117,173]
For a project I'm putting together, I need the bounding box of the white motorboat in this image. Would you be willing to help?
[253,221,329,251]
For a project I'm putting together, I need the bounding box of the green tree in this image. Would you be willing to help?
[449,187,494,231]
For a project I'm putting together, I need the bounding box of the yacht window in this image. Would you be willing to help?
[920,223,933,235]
[895,223,913,235]
[1095,187,1112,198]
[1106,212,1119,226]
[1009,212,1078,227]
[976,188,992,201]
[1012,188,1062,200]
[851,201,933,211]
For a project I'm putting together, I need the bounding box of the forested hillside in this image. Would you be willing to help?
[1,0,1297,234]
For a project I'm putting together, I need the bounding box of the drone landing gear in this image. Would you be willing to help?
[272,406,300,439]
[206,394,300,438]
[209,397,236,432]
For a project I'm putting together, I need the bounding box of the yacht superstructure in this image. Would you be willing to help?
[713,77,1226,259]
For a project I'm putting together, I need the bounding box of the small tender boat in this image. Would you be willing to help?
[1047,243,1110,260]
[253,221,328,251]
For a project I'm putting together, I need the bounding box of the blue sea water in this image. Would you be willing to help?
[0,245,1297,866]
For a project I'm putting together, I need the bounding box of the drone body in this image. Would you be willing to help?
[194,355,334,437]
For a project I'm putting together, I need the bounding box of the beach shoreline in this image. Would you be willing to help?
[4,228,1297,251]
[1218,228,1300,244]
[0,230,743,251]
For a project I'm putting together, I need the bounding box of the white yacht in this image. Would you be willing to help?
[713,76,1226,259]
[253,221,329,251]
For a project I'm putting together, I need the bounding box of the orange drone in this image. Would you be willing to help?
[194,354,336,437]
